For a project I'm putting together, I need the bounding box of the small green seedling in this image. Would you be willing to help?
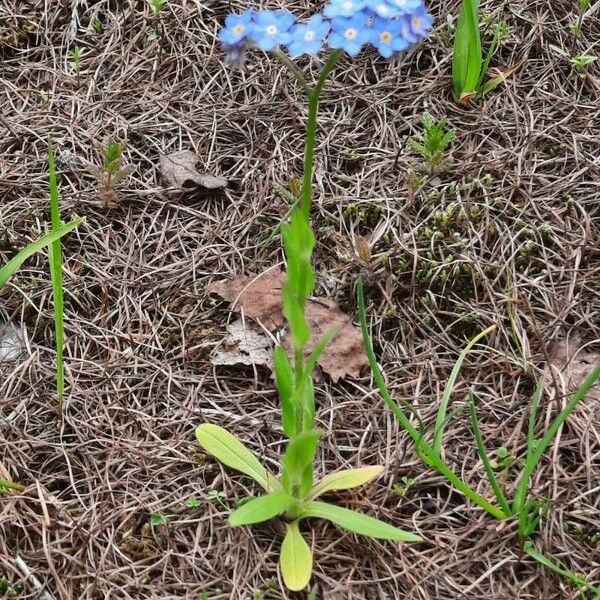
[571,0,591,37]
[93,19,103,35]
[489,446,515,470]
[148,0,167,18]
[452,0,516,103]
[150,513,168,526]
[185,495,201,509]
[393,476,416,498]
[69,45,83,85]
[550,44,598,76]
[88,139,133,205]
[407,112,455,175]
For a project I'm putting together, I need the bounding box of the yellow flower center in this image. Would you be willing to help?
[380,31,392,43]
[304,30,315,41]
[411,16,421,29]
[345,28,357,40]
[266,25,278,35]
[233,24,245,35]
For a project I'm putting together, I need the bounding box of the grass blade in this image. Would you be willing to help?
[452,0,482,99]
[357,279,507,520]
[467,393,511,515]
[0,220,81,289]
[432,324,496,457]
[513,365,600,515]
[524,541,600,596]
[48,140,66,400]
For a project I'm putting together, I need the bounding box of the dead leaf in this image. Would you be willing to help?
[159,150,226,196]
[212,319,272,367]
[545,337,600,402]
[208,270,368,382]
[207,270,285,330]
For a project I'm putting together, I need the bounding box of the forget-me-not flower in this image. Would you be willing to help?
[251,10,295,51]
[328,13,372,56]
[369,17,409,58]
[384,0,424,15]
[218,11,255,47]
[287,15,331,57]
[409,5,434,37]
[324,0,369,18]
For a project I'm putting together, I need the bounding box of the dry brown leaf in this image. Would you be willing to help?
[159,150,226,195]
[208,270,367,382]
[212,319,272,367]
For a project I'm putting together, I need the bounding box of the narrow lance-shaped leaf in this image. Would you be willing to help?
[228,492,296,527]
[0,219,82,289]
[307,466,384,501]
[301,501,422,542]
[196,424,281,492]
[274,346,296,438]
[281,429,320,498]
[280,521,312,591]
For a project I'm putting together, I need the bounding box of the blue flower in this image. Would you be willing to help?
[408,5,434,37]
[381,0,424,15]
[218,11,255,47]
[328,13,371,56]
[365,0,402,18]
[369,17,409,58]
[287,14,331,58]
[251,10,295,51]
[324,0,369,18]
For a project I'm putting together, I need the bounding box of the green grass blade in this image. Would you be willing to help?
[524,541,600,597]
[0,220,81,289]
[357,279,507,520]
[48,140,66,400]
[513,365,600,515]
[432,324,496,457]
[467,393,512,516]
[476,26,500,90]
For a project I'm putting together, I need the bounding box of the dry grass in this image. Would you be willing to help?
[0,0,599,598]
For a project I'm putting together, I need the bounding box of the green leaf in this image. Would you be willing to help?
[0,219,82,289]
[304,327,337,376]
[195,424,281,492]
[432,324,496,457]
[452,0,482,99]
[524,541,600,596]
[307,466,384,501]
[229,492,297,526]
[280,521,312,591]
[281,429,320,498]
[274,346,296,438]
[301,501,421,542]
[513,363,600,517]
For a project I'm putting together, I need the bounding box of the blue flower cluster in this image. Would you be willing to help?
[219,1,433,61]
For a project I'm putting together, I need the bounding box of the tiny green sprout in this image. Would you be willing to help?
[571,0,591,36]
[393,476,416,498]
[148,0,167,18]
[150,513,167,526]
[489,446,515,470]
[570,53,598,75]
[550,44,598,76]
[199,593,210,600]
[185,495,201,509]
[87,139,133,205]
[207,490,228,509]
[408,112,455,175]
[69,46,83,85]
[265,577,278,590]
[93,19,103,34]
[139,573,151,585]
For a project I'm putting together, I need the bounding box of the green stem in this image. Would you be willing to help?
[300,50,343,220]
[272,50,311,94]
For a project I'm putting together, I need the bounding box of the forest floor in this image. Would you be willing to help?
[0,0,599,598]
